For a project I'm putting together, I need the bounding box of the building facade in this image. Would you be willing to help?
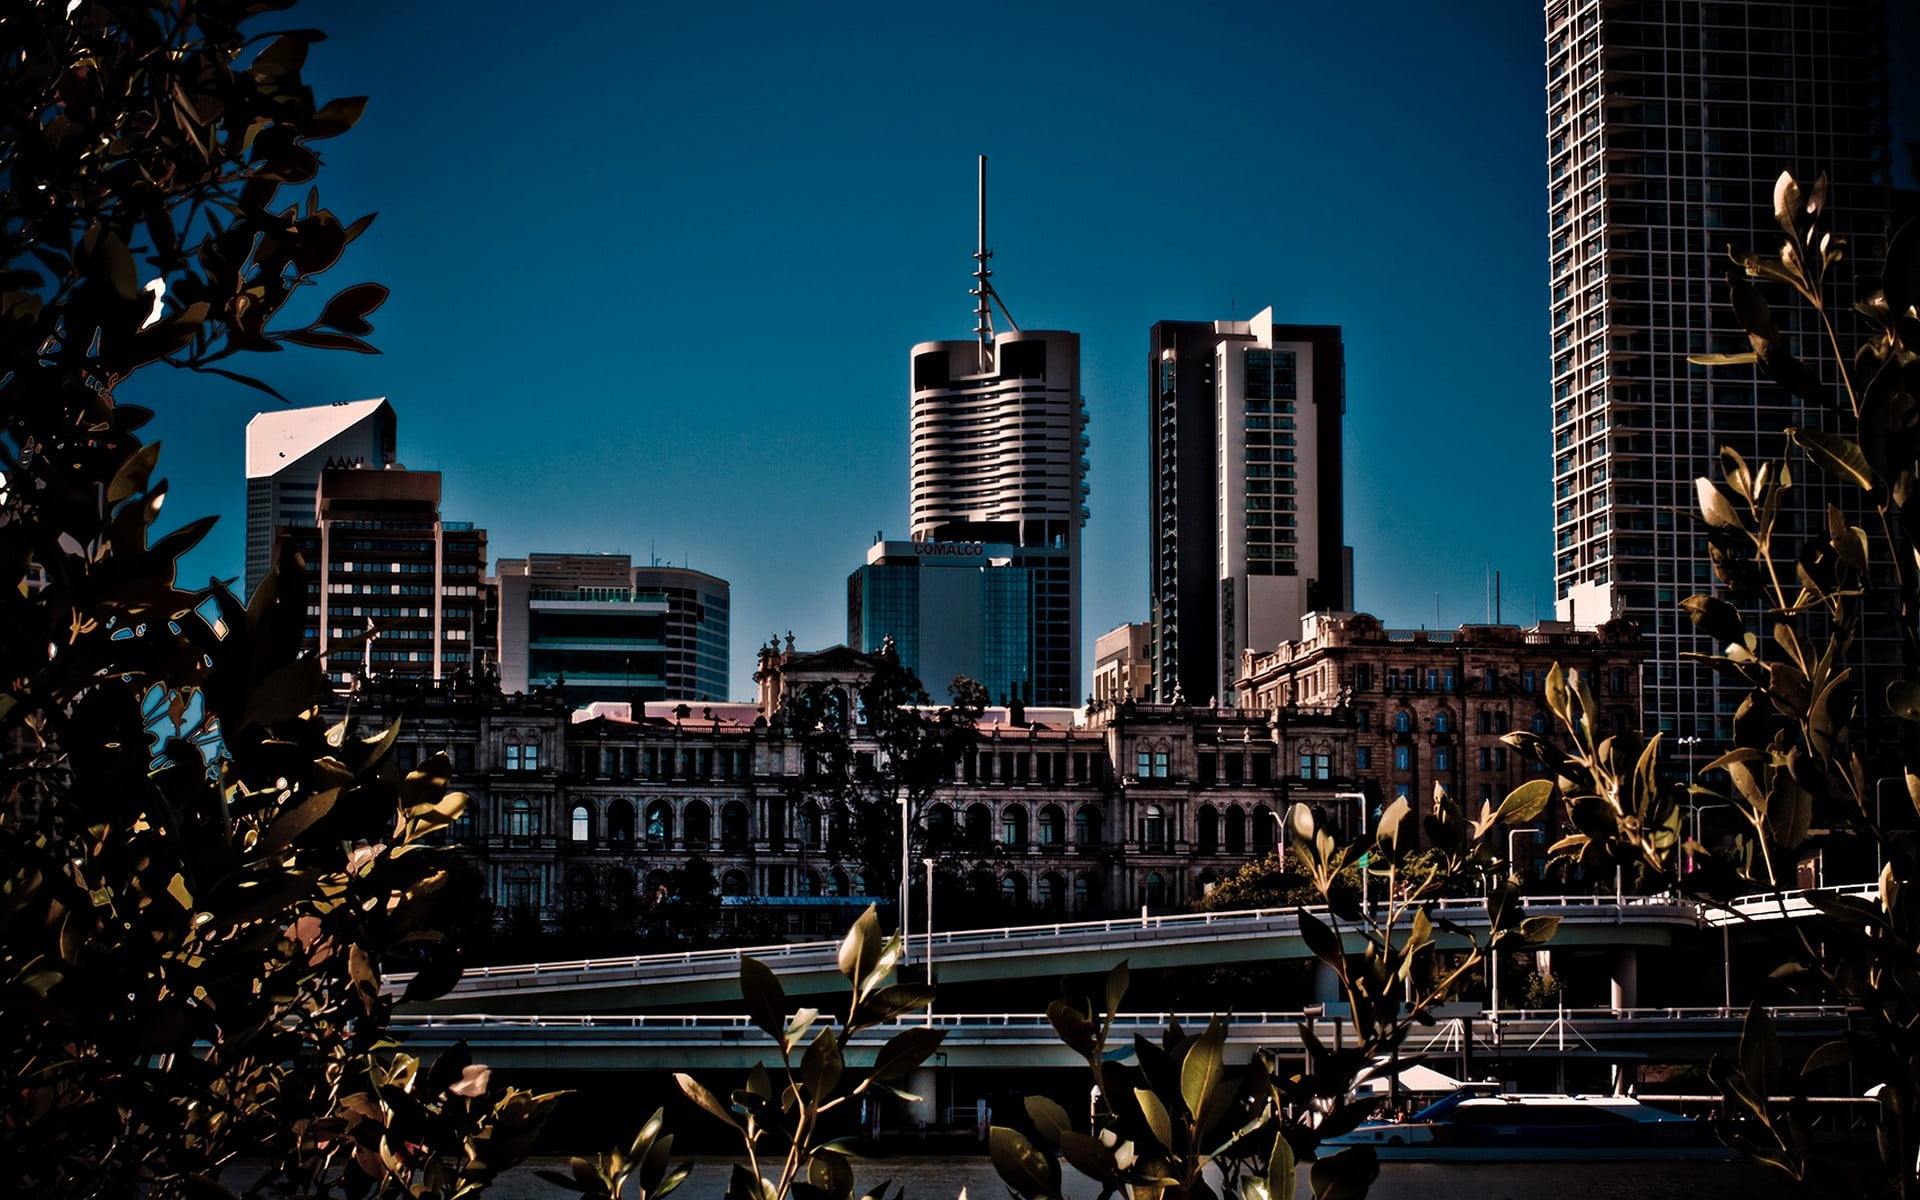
[1544,0,1892,739]
[497,554,730,704]
[275,466,488,686]
[244,398,395,601]
[1149,310,1349,706]
[352,618,1642,940]
[1092,622,1151,707]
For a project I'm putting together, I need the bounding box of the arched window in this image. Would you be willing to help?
[1141,805,1168,851]
[1075,873,1104,915]
[801,869,822,897]
[1225,805,1247,855]
[683,800,711,848]
[1433,709,1451,733]
[1001,874,1027,907]
[1532,712,1548,733]
[852,870,873,896]
[645,801,673,850]
[1075,804,1103,846]
[1038,872,1065,912]
[503,866,536,911]
[608,799,635,845]
[927,803,954,840]
[1197,807,1220,854]
[828,869,850,897]
[965,803,992,845]
[1145,872,1167,908]
[1394,709,1412,733]
[569,803,591,844]
[645,869,672,902]
[802,802,824,847]
[566,869,594,912]
[1038,804,1065,847]
[721,801,750,849]
[1001,804,1029,847]
[1252,805,1275,853]
[506,797,534,840]
[721,870,750,896]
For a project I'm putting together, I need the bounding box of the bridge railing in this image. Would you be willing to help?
[418,892,1702,988]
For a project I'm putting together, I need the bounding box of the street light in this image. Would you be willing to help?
[898,795,912,967]
[1331,791,1371,912]
[1688,802,1737,874]
[923,856,936,1025]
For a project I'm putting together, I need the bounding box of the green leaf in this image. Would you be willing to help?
[1103,960,1131,1025]
[1492,779,1553,827]
[1267,1130,1297,1199]
[987,1126,1055,1200]
[1519,915,1561,945]
[1739,1002,1780,1098]
[869,1026,944,1082]
[1045,999,1098,1060]
[1308,1144,1380,1200]
[1695,477,1741,528]
[801,1025,844,1099]
[1688,351,1761,366]
[1056,1129,1121,1186]
[1133,1086,1174,1150]
[1297,909,1344,971]
[1544,663,1571,728]
[1024,1095,1072,1145]
[1886,680,1920,722]
[838,905,882,985]
[1179,1017,1225,1125]
[1788,426,1876,492]
[673,1073,740,1130]
[109,442,163,503]
[740,958,787,1045]
[853,984,934,1028]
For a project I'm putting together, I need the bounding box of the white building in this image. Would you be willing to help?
[244,398,394,600]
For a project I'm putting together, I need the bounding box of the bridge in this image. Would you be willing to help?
[392,888,1871,1014]
[388,1005,1851,1072]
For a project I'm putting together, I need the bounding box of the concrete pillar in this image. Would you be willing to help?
[1610,948,1638,1011]
[902,1066,938,1129]
[1312,959,1342,1005]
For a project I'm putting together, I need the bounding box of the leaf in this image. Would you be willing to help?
[854,984,935,1027]
[1695,477,1741,528]
[1024,1095,1072,1145]
[1133,1086,1174,1150]
[1739,1002,1780,1098]
[1688,352,1761,366]
[1788,426,1876,492]
[1179,1017,1225,1123]
[109,442,163,503]
[740,957,787,1044]
[673,1073,741,1130]
[1297,909,1343,970]
[987,1126,1054,1199]
[1056,1129,1120,1185]
[838,905,881,985]
[1103,960,1131,1025]
[1046,999,1098,1060]
[281,327,378,354]
[1492,779,1554,827]
[1308,1144,1379,1200]
[1799,1040,1850,1077]
[309,95,370,138]
[1544,662,1571,728]
[801,1025,844,1099]
[1267,1130,1296,1199]
[1519,915,1561,945]
[869,1026,944,1082]
[317,281,389,333]
[1887,680,1920,722]
[256,786,340,854]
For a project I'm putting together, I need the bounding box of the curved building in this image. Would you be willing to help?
[908,328,1087,705]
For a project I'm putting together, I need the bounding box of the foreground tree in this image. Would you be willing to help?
[1,4,563,1195]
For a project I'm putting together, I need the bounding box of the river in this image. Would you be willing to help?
[468,1154,1808,1199]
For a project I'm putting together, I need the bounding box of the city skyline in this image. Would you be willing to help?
[126,1,1919,701]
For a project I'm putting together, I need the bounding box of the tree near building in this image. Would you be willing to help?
[0,3,571,1195]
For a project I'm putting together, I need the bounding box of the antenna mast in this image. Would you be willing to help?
[971,154,993,372]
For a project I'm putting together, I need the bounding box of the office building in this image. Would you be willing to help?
[847,539,1040,705]
[1091,622,1150,706]
[244,398,395,601]
[1149,309,1349,706]
[274,466,487,685]
[904,158,1088,706]
[1544,0,1891,739]
[496,554,731,704]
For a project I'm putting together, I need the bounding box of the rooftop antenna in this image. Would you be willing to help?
[970,154,1018,372]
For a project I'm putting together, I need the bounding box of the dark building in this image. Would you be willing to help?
[1149,310,1348,705]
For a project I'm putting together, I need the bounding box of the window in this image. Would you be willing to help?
[1075,805,1103,846]
[1435,747,1452,771]
[1394,746,1412,771]
[506,797,534,840]
[1434,710,1451,733]
[1142,806,1168,851]
[569,804,590,843]
[645,802,672,850]
[1001,805,1029,847]
[1038,804,1065,846]
[1394,710,1411,733]
[1144,872,1167,908]
[1523,671,1538,693]
[1312,754,1330,780]
[684,801,711,848]
[1225,807,1247,855]
[1478,747,1492,771]
[505,740,540,772]
[1356,746,1372,769]
[1198,807,1220,854]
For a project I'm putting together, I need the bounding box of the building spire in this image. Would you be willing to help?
[971,154,993,372]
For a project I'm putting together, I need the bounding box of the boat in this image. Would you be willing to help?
[1319,1085,1731,1161]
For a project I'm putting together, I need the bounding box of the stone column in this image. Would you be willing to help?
[902,1066,938,1129]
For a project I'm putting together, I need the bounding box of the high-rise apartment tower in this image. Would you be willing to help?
[244,398,395,600]
[1545,0,1891,739]
[1149,311,1349,705]
[906,158,1088,705]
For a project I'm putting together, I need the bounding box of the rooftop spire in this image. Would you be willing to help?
[971,154,993,372]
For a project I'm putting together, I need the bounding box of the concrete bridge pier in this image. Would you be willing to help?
[1610,948,1640,1094]
[902,1065,938,1129]
[1312,959,1342,1006]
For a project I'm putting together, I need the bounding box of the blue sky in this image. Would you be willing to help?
[124,1,1910,701]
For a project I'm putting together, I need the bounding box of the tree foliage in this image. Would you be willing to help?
[0,3,559,1195]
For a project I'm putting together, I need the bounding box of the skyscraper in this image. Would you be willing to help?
[495,553,731,703]
[274,467,487,686]
[848,538,1036,705]
[244,398,395,600]
[1545,0,1891,739]
[904,159,1088,705]
[1149,310,1349,705]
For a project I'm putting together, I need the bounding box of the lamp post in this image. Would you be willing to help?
[1689,802,1737,874]
[1270,807,1288,874]
[898,795,912,967]
[1507,826,1538,883]
[1331,791,1371,912]
[923,856,936,1024]
[1690,802,1739,1014]
[1874,777,1897,879]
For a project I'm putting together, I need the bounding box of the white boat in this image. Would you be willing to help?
[1321,1086,1730,1161]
